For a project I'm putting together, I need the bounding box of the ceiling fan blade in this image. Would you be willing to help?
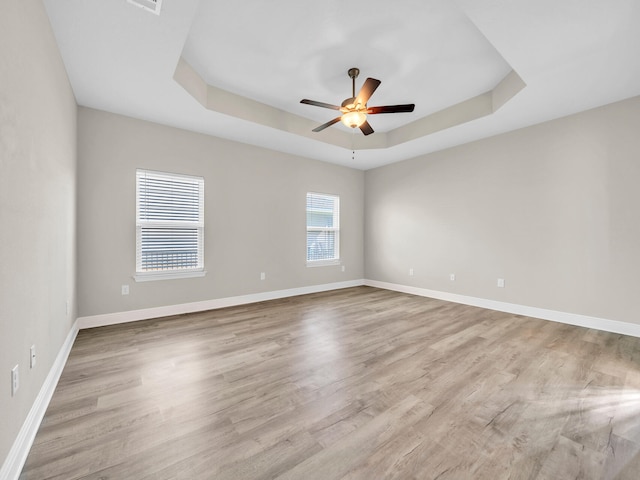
[355,78,381,106]
[312,117,342,132]
[301,99,341,110]
[367,104,415,114]
[359,120,374,136]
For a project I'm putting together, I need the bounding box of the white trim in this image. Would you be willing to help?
[0,320,79,480]
[136,169,204,274]
[78,280,365,329]
[306,260,341,268]
[364,280,640,338]
[133,270,207,282]
[78,278,640,336]
[306,192,340,264]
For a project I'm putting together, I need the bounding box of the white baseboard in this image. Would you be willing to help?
[78,278,640,337]
[78,279,366,329]
[0,320,79,480]
[364,280,640,338]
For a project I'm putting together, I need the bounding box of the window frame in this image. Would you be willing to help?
[134,169,206,282]
[306,192,341,267]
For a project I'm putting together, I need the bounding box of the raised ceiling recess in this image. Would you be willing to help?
[41,0,640,168]
[176,0,525,151]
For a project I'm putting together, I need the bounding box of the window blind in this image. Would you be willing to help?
[136,170,204,274]
[306,192,340,263]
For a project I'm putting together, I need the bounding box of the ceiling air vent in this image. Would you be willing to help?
[126,0,162,15]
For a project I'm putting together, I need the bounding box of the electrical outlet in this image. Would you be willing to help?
[409,268,414,276]
[121,284,129,295]
[341,265,345,272]
[450,274,456,282]
[497,278,505,288]
[260,272,266,280]
[11,365,19,396]
[30,345,36,369]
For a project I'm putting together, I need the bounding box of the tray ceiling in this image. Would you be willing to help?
[42,0,640,169]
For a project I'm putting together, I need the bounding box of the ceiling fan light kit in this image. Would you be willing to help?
[341,110,367,128]
[301,67,415,136]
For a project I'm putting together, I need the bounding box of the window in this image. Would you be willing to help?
[135,169,205,281]
[306,192,340,265]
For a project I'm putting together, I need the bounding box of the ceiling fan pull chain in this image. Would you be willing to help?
[351,128,356,161]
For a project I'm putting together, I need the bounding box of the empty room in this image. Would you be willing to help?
[2,0,640,479]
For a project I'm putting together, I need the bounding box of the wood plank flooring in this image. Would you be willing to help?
[20,286,640,479]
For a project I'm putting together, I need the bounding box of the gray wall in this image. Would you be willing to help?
[365,96,640,325]
[0,0,77,464]
[77,108,364,317]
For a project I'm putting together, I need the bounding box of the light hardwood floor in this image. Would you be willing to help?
[20,287,640,479]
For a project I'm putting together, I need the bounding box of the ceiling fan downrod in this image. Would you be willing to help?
[348,67,360,98]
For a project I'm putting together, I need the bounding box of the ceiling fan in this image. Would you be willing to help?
[301,68,415,136]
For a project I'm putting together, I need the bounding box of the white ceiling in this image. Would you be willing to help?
[42,0,640,170]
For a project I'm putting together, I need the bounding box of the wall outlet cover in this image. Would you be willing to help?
[11,365,19,396]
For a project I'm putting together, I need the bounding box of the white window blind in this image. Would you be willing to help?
[136,169,204,279]
[306,192,340,265]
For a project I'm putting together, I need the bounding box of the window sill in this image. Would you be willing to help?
[134,270,207,282]
[306,260,341,268]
